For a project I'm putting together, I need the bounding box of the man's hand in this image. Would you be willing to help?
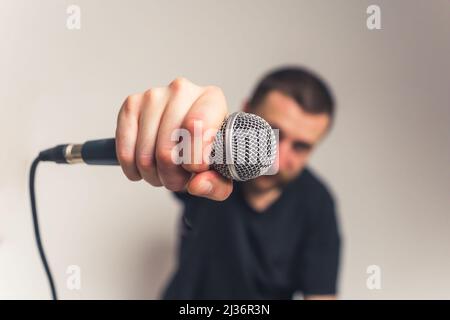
[115,77,233,201]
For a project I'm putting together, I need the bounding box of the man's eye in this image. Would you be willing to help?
[292,143,311,152]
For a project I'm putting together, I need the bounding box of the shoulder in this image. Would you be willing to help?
[294,167,340,233]
[296,168,341,247]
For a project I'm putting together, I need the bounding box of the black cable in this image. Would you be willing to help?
[29,156,58,300]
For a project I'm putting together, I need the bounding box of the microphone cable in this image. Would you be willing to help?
[29,155,58,300]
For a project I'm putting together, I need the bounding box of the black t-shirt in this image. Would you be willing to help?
[161,167,341,299]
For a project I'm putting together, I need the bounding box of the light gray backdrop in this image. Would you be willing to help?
[1,0,449,299]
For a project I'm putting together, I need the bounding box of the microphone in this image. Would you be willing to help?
[38,112,277,181]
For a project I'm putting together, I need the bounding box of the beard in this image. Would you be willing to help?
[244,171,297,194]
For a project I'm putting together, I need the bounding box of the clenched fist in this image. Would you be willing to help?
[115,77,233,201]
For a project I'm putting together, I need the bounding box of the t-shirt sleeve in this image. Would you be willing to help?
[293,189,342,296]
[172,191,196,230]
[173,191,191,203]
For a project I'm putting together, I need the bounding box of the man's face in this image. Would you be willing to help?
[246,90,331,192]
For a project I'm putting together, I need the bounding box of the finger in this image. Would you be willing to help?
[135,88,168,186]
[186,170,233,201]
[181,85,228,173]
[115,94,142,181]
[155,78,203,191]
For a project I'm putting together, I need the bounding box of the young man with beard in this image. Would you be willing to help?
[115,67,341,299]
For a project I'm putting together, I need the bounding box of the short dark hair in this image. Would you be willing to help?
[248,66,335,119]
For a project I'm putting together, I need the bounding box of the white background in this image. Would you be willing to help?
[1,0,449,299]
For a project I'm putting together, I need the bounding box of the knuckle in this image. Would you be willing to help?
[169,77,190,93]
[204,85,224,98]
[143,88,155,100]
[116,149,134,165]
[136,152,155,171]
[203,86,227,113]
[183,114,203,134]
[125,93,140,105]
[156,147,174,168]
[122,94,140,115]
[143,87,164,102]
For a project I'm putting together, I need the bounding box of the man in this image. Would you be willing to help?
[115,67,341,299]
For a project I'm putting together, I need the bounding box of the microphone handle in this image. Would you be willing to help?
[82,138,118,165]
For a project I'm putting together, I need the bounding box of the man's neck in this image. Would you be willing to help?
[242,184,282,213]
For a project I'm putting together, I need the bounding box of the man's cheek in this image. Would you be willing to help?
[297,153,311,168]
[288,157,305,174]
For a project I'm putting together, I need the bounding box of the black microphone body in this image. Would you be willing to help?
[39,138,118,165]
[81,139,118,165]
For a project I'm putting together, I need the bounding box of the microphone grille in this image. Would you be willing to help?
[210,112,277,181]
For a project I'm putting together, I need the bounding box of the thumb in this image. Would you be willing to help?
[186,170,233,201]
